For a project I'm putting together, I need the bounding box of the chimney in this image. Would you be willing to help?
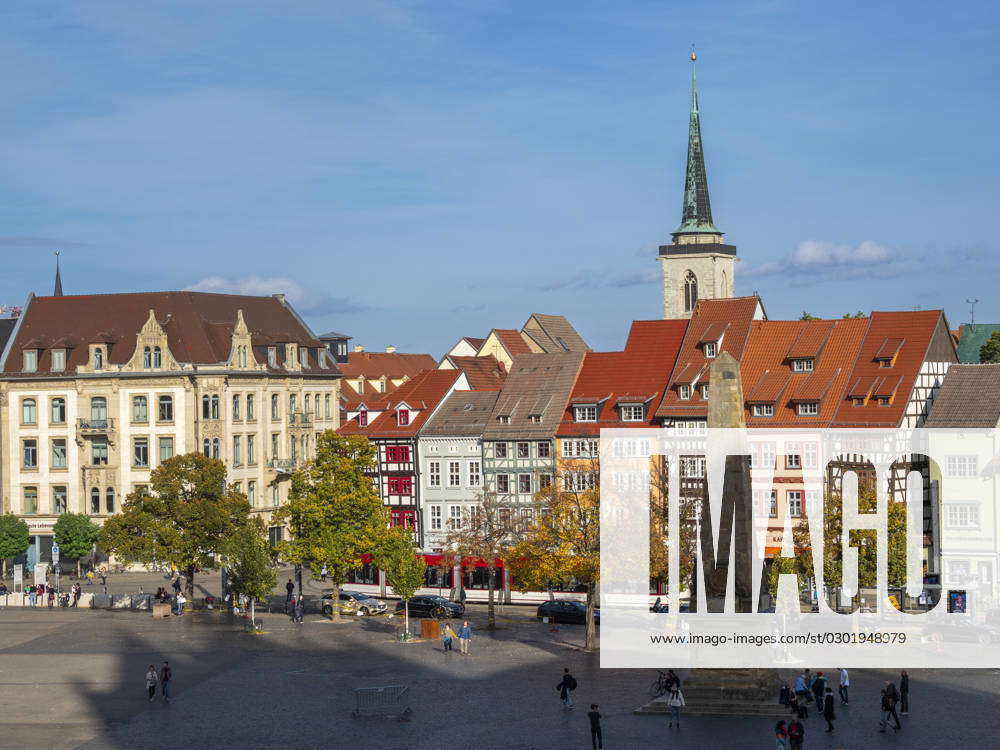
[385,345,397,353]
[354,345,365,353]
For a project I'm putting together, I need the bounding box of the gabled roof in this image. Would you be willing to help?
[521,313,590,354]
[655,296,763,419]
[1,291,334,376]
[338,351,436,380]
[956,323,1000,363]
[442,355,506,390]
[420,390,501,437]
[491,329,534,357]
[338,369,463,437]
[786,320,834,360]
[483,352,585,439]
[925,364,1000,427]
[462,336,486,350]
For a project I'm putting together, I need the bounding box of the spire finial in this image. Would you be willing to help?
[53,250,63,296]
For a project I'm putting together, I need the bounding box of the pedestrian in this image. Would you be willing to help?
[788,717,804,749]
[667,686,685,728]
[787,691,802,718]
[72,582,81,607]
[879,682,901,732]
[47,585,55,608]
[779,682,791,706]
[822,686,835,732]
[458,620,472,655]
[174,592,186,616]
[320,565,328,582]
[775,719,788,749]
[665,669,680,691]
[442,623,456,652]
[587,704,603,749]
[160,661,172,702]
[899,670,909,715]
[86,569,94,586]
[838,667,849,705]
[100,568,107,586]
[294,596,305,624]
[810,671,826,710]
[285,578,295,603]
[28,585,37,606]
[145,664,158,701]
[556,668,576,709]
[793,671,809,708]
[172,576,181,595]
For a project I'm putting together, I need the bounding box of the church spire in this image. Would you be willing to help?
[674,51,721,237]
[53,251,63,296]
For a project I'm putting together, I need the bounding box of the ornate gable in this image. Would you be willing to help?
[228,309,261,371]
[121,309,181,372]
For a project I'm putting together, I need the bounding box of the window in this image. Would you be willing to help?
[680,457,706,478]
[387,476,413,495]
[946,455,978,477]
[91,439,109,465]
[157,395,173,422]
[565,472,597,491]
[787,490,802,517]
[90,487,100,515]
[468,460,481,487]
[621,404,644,421]
[386,445,411,462]
[22,350,37,372]
[786,452,801,469]
[678,385,691,400]
[497,415,511,424]
[496,474,510,493]
[449,505,462,529]
[538,441,551,458]
[267,347,277,367]
[852,397,865,407]
[539,474,553,490]
[876,396,890,406]
[751,404,774,417]
[24,487,38,514]
[132,395,148,422]
[792,359,814,372]
[289,394,297,414]
[153,346,162,368]
[878,358,892,369]
[769,491,778,518]
[133,438,149,468]
[21,398,37,424]
[247,435,256,464]
[48,397,66,425]
[683,270,698,313]
[495,442,508,458]
[93,348,103,369]
[562,440,599,458]
[247,394,255,420]
[324,394,331,419]
[143,346,151,368]
[397,409,410,426]
[52,439,67,469]
[271,433,280,459]
[797,402,819,416]
[358,409,368,427]
[51,486,67,514]
[517,442,530,458]
[51,349,65,371]
[429,461,441,486]
[806,490,821,517]
[304,394,311,415]
[946,503,980,529]
[202,395,210,419]
[528,414,542,424]
[247,480,256,505]
[701,385,710,400]
[300,348,309,367]
[430,505,442,530]
[104,487,114,513]
[574,405,597,422]
[448,461,461,487]
[518,474,532,493]
[23,439,37,468]
[390,508,416,529]
[203,439,211,457]
[803,442,819,469]
[212,438,221,460]
[233,436,242,466]
[271,394,279,420]
[211,395,220,419]
[232,395,241,420]
[704,342,717,358]
[156,436,174,463]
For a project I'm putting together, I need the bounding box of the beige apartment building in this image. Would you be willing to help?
[0,291,340,566]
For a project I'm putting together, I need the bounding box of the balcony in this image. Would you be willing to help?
[78,418,114,434]
[267,458,299,473]
[288,412,312,427]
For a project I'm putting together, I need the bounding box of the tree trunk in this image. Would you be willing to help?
[186,565,195,601]
[404,598,410,638]
[331,582,341,621]
[487,564,496,630]
[584,584,597,652]
[250,598,256,629]
[76,560,81,579]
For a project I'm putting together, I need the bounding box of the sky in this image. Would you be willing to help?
[0,1,998,356]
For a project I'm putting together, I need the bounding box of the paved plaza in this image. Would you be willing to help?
[2,597,1000,750]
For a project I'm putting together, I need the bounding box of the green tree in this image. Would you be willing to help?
[100,453,250,598]
[276,432,388,621]
[225,517,277,628]
[374,526,427,639]
[53,513,101,578]
[800,311,819,321]
[842,311,866,319]
[980,331,1000,363]
[0,514,30,579]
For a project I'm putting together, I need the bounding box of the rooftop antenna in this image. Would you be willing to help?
[966,298,980,325]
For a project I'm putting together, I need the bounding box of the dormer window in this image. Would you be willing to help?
[93,347,104,370]
[51,349,65,372]
[791,358,814,372]
[22,350,38,373]
[358,409,368,427]
[620,405,644,422]
[701,384,710,400]
[574,405,597,422]
[797,402,819,416]
[143,346,152,368]
[878,359,892,369]
[852,397,865,407]
[752,404,774,417]
[876,396,891,406]
[267,347,277,367]
[300,348,309,367]
[678,385,691,401]
[397,409,410,426]
[703,342,717,358]
[528,414,542,424]
[497,415,511,424]
[153,346,162,368]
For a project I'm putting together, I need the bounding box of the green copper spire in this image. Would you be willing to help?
[674,53,721,236]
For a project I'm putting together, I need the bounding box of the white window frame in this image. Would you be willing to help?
[430,505,442,530]
[752,404,774,417]
[703,342,717,358]
[448,461,461,487]
[620,404,644,422]
[574,405,597,422]
[797,402,819,416]
[787,490,803,517]
[946,455,978,478]
[468,460,481,487]
[678,385,691,401]
[428,461,441,487]
[792,358,814,372]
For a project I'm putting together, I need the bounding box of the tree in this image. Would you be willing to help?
[799,311,819,321]
[445,489,525,630]
[100,453,250,598]
[842,311,866,319]
[0,514,30,579]
[648,457,699,598]
[509,474,601,651]
[980,331,1000,363]
[225,517,277,628]
[53,513,101,578]
[374,526,427,639]
[275,432,388,621]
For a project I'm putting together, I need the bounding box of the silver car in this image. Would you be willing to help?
[321,590,388,616]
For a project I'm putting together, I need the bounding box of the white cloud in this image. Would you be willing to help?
[185,275,365,316]
[742,240,904,279]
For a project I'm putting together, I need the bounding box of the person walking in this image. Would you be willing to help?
[71,582,81,607]
[145,665,158,701]
[810,671,826,711]
[787,717,804,749]
[160,661,172,702]
[822,686,836,732]
[458,621,472,655]
[775,720,788,749]
[667,686,685,728]
[47,585,55,608]
[100,568,107,587]
[557,668,576,709]
[793,671,809,707]
[899,670,909,715]
[442,624,456,652]
[587,704,603,749]
[172,576,181,596]
[320,566,328,582]
[293,596,305,624]
[838,667,849,705]
[174,592,186,616]
[879,682,901,732]
[285,578,295,603]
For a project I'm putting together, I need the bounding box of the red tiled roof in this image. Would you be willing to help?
[874,337,905,361]
[448,355,506,390]
[786,320,835,359]
[463,337,486,350]
[338,351,436,380]
[698,322,728,343]
[338,369,462,437]
[746,369,791,404]
[493,328,533,356]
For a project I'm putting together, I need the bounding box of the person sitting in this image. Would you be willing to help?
[0,582,9,596]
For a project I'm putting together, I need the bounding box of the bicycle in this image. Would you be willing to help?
[649,670,673,699]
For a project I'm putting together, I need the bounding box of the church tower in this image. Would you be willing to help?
[660,53,737,319]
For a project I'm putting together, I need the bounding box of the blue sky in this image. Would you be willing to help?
[1,1,998,355]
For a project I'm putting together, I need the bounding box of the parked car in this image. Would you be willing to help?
[394,595,464,619]
[321,590,388,617]
[537,600,599,625]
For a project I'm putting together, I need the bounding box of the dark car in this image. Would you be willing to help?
[395,595,464,619]
[537,600,599,625]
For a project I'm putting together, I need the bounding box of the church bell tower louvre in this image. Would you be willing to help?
[659,52,737,320]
